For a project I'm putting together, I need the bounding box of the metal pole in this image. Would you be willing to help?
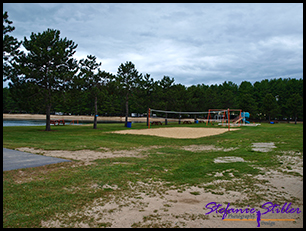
[206,109,210,126]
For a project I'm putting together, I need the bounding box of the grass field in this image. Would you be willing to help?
[3,122,303,228]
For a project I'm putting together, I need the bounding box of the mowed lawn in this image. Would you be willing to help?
[3,122,303,227]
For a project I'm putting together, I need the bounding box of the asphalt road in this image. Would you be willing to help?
[3,148,71,171]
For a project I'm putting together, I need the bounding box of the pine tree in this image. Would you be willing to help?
[116,61,142,127]
[3,11,22,81]
[11,29,78,131]
[78,55,110,129]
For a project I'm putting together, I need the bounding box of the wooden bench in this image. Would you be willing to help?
[150,121,162,125]
[50,119,65,125]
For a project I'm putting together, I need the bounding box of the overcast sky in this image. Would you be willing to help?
[3,3,303,87]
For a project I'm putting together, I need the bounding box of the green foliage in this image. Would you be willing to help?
[3,11,22,81]
[9,28,78,130]
[4,76,303,122]
[3,87,19,112]
[116,61,143,126]
[262,93,279,122]
[286,93,303,124]
[77,55,111,129]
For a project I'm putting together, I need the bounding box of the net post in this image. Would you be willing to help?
[228,108,230,131]
[206,109,210,125]
[146,107,149,127]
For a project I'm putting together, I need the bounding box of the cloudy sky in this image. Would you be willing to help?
[3,3,303,87]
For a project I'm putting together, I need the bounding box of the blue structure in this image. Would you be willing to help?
[241,112,250,124]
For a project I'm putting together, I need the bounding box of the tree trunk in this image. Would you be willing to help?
[125,97,128,127]
[46,104,51,131]
[295,114,297,125]
[93,96,97,129]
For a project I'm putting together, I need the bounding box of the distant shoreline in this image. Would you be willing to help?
[2,113,183,123]
[3,114,303,124]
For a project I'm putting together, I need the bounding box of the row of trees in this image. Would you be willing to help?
[3,12,303,131]
[4,71,303,124]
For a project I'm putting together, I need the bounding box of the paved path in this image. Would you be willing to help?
[3,148,71,171]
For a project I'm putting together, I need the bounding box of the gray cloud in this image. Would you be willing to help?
[3,3,303,87]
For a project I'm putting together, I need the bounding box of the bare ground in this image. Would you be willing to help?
[16,141,303,228]
[111,127,239,139]
[39,171,303,228]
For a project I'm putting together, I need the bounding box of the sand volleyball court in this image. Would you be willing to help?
[111,127,239,139]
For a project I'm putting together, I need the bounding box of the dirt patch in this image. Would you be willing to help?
[181,145,238,152]
[276,151,303,176]
[40,181,244,228]
[14,145,302,228]
[111,127,239,139]
[182,145,223,152]
[252,142,276,152]
[16,146,161,163]
[41,173,303,228]
[213,156,246,163]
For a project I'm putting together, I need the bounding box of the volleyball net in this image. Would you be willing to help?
[147,108,246,130]
[147,108,229,127]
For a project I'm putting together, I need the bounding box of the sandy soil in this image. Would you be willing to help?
[3,113,142,122]
[41,177,303,228]
[3,113,183,123]
[111,127,239,139]
[16,141,303,228]
[16,146,156,164]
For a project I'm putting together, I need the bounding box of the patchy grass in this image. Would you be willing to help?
[3,122,303,227]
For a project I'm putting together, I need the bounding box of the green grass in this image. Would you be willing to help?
[3,122,303,227]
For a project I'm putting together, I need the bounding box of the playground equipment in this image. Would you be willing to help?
[207,109,243,126]
[207,109,261,127]
[215,110,260,127]
[241,112,250,124]
[214,113,224,122]
[69,120,79,125]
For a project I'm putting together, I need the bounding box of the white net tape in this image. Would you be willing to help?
[150,108,227,115]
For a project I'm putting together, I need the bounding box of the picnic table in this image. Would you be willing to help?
[150,121,162,125]
[50,119,65,125]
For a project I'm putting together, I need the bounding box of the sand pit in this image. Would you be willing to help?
[111,127,239,139]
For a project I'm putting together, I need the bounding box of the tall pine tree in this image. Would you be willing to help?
[116,61,142,127]
[11,29,78,131]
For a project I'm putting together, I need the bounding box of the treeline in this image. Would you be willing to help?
[3,11,303,130]
[3,77,303,122]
